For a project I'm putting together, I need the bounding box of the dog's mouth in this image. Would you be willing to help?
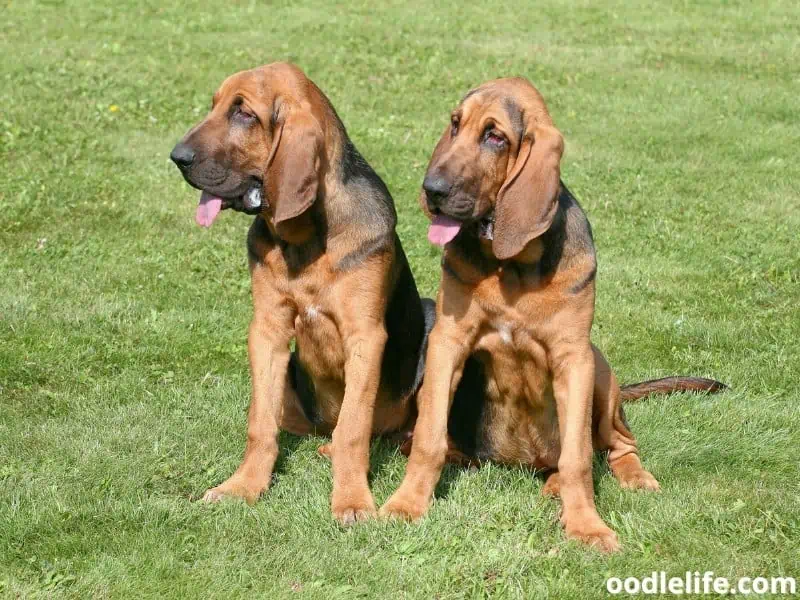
[427,211,494,246]
[195,181,264,228]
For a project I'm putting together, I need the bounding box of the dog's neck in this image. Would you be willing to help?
[444,194,571,287]
[268,210,319,246]
[478,236,545,265]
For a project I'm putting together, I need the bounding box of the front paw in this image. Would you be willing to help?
[379,491,430,522]
[562,513,621,553]
[565,523,621,553]
[331,489,377,526]
[201,475,267,506]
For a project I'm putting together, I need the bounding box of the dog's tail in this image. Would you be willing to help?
[621,376,727,402]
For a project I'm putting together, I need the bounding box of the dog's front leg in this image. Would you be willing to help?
[551,342,620,552]
[329,326,388,525]
[380,322,470,521]
[203,273,295,505]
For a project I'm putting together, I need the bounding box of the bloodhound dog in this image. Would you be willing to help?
[379,78,724,551]
[170,63,435,525]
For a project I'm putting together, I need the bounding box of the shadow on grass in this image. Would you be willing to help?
[274,431,314,476]
[274,433,615,503]
[185,432,317,499]
[429,452,617,502]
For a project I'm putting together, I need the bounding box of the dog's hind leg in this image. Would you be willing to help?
[281,353,333,463]
[592,346,660,491]
[282,352,331,438]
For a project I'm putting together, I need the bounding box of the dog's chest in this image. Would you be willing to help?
[476,319,549,391]
[293,300,344,381]
[269,258,346,381]
[473,288,546,354]
[472,314,561,468]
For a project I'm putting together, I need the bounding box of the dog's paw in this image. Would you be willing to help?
[201,476,266,506]
[610,455,661,492]
[379,492,429,522]
[541,472,561,498]
[331,494,377,527]
[617,469,660,492]
[561,508,621,553]
[565,522,621,553]
[332,505,377,526]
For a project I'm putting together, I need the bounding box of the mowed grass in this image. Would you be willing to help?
[2,0,799,597]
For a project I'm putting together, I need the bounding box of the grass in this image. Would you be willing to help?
[2,0,799,597]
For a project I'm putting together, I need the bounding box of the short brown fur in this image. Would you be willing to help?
[380,78,724,551]
[173,63,428,525]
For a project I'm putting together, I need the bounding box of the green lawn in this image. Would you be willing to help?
[2,0,799,597]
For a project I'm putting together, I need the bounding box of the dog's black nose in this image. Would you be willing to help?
[423,174,452,209]
[170,143,195,168]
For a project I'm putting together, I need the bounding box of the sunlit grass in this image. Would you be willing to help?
[1,0,799,597]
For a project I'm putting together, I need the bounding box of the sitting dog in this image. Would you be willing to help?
[380,77,724,551]
[170,63,435,524]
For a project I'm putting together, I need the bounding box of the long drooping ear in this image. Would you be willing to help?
[492,124,563,260]
[265,110,323,225]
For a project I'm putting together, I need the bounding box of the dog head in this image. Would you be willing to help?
[422,78,564,260]
[170,62,324,233]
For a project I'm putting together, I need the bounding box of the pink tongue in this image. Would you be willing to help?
[428,215,462,246]
[195,191,222,228]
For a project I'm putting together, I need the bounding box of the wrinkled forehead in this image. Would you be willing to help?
[455,88,524,138]
[457,79,552,130]
[212,69,267,105]
[211,64,310,110]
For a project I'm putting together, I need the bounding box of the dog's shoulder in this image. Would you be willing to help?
[337,138,397,231]
[560,183,595,259]
[538,183,596,279]
[325,135,399,273]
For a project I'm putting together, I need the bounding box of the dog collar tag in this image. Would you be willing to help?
[244,186,263,211]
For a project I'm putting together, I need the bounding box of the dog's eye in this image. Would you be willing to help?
[234,106,256,123]
[483,129,506,147]
[450,117,459,137]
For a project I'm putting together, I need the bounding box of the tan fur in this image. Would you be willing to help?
[189,63,416,524]
[381,78,658,552]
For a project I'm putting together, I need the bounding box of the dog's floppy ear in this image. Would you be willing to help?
[265,110,323,225]
[493,124,563,260]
